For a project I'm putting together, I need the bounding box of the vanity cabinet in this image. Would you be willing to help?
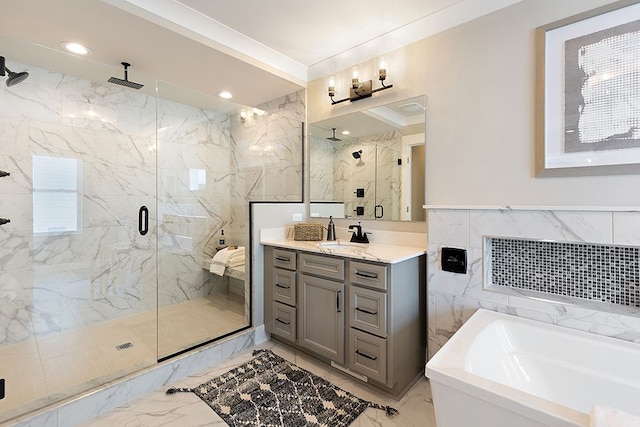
[264,244,425,399]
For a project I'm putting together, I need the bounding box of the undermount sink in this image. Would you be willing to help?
[317,241,368,249]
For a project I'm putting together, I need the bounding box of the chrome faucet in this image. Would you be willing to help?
[348,222,369,243]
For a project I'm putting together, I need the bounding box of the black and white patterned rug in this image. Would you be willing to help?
[166,349,397,426]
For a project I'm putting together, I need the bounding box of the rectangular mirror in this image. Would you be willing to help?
[309,95,426,221]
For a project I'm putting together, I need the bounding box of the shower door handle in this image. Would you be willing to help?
[375,205,384,219]
[138,206,148,236]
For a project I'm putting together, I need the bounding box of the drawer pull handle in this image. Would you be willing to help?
[0,218,10,226]
[355,307,378,315]
[275,256,291,262]
[355,271,378,280]
[355,350,377,361]
[275,284,290,289]
[275,318,290,325]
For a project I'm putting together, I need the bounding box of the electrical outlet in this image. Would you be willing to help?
[292,213,303,222]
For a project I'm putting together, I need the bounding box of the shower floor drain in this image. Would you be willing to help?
[115,342,134,351]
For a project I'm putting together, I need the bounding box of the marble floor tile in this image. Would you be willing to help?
[82,340,436,426]
[0,293,247,425]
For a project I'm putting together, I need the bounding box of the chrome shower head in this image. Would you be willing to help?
[352,150,362,159]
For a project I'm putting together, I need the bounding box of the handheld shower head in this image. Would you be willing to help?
[352,150,362,159]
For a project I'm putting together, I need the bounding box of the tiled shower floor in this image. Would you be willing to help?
[82,340,437,427]
[0,292,246,424]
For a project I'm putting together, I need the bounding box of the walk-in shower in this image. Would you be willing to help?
[0,47,303,424]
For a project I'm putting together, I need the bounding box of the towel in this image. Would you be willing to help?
[209,246,245,276]
[591,405,640,427]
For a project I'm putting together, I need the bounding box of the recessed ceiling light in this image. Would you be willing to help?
[341,130,351,135]
[60,41,92,55]
[218,91,233,99]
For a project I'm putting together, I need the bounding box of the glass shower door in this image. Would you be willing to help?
[155,82,249,359]
[0,55,158,423]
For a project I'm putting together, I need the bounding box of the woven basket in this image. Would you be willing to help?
[294,223,324,241]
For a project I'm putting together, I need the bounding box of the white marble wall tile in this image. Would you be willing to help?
[126,361,182,401]
[12,410,58,427]
[0,82,60,124]
[469,209,613,248]
[0,154,32,194]
[428,291,509,359]
[89,163,155,197]
[428,208,640,362]
[0,229,31,270]
[0,117,29,156]
[0,300,34,344]
[427,209,470,247]
[613,211,640,245]
[28,121,118,165]
[57,380,129,427]
[115,135,156,169]
[427,244,508,305]
[0,194,33,234]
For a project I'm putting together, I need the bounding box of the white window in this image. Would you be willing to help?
[33,156,81,233]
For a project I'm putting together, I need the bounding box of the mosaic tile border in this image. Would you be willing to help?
[488,237,640,308]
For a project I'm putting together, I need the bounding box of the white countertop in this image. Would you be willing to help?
[261,238,426,264]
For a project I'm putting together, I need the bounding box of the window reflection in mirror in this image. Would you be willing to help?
[309,95,426,221]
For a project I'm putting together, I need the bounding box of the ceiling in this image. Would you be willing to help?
[0,0,521,111]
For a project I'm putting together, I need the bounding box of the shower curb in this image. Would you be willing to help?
[7,328,257,427]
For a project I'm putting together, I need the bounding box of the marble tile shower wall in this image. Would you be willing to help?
[427,208,640,359]
[0,62,158,346]
[156,96,231,307]
[228,91,304,245]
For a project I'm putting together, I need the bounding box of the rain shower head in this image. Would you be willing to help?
[352,150,362,159]
[1,56,29,87]
[108,62,143,90]
[327,128,342,141]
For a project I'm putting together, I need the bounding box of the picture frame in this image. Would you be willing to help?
[535,0,640,176]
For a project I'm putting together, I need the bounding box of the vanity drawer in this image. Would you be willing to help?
[273,268,296,306]
[349,261,387,290]
[272,302,296,342]
[272,248,296,270]
[349,285,387,338]
[299,252,344,281]
[349,328,387,384]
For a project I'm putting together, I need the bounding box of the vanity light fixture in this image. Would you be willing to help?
[328,65,393,105]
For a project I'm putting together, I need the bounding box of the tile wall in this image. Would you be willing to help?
[427,207,640,359]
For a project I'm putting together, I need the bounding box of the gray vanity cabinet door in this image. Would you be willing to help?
[297,273,345,364]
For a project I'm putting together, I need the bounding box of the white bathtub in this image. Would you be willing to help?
[426,309,640,427]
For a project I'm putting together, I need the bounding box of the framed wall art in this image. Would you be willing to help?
[536,0,640,176]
